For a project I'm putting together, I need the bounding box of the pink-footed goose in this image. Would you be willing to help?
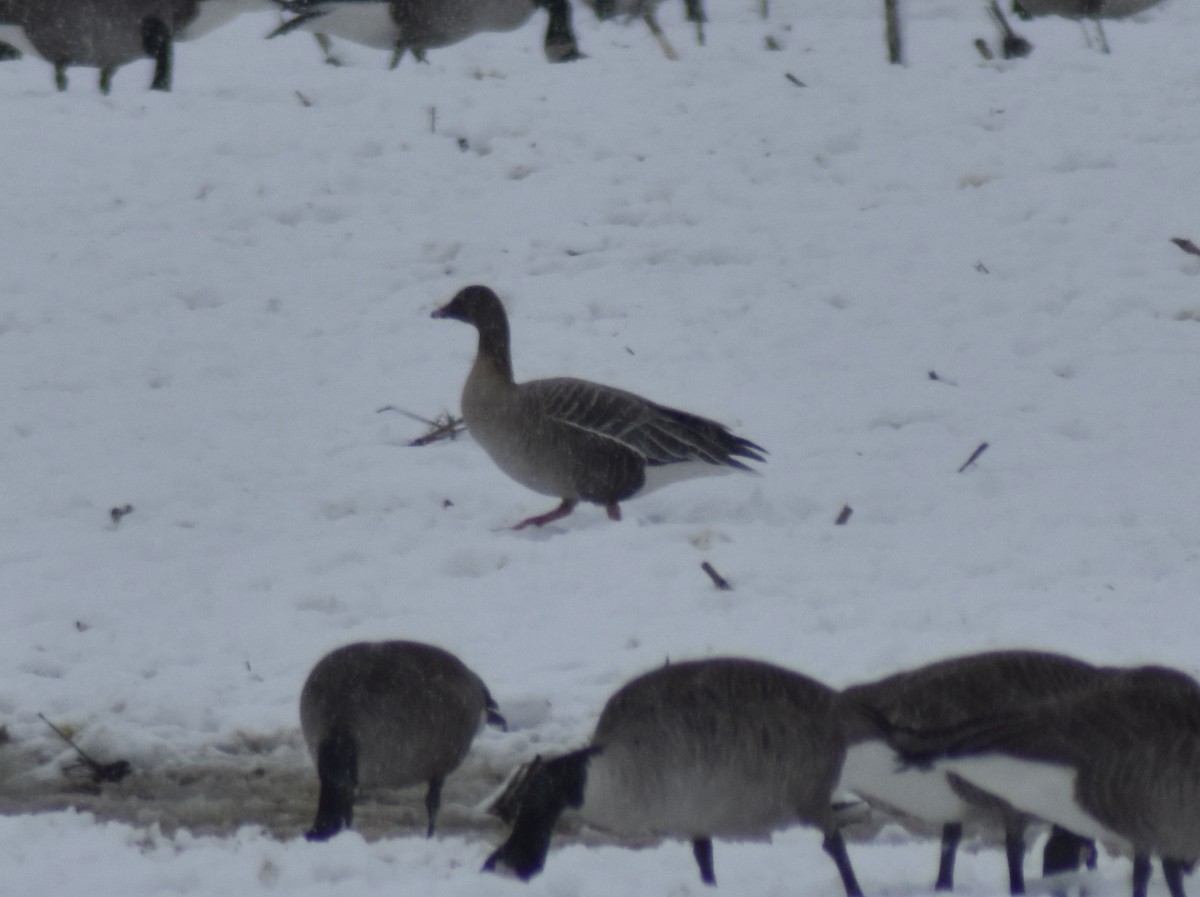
[431,285,766,530]
[300,640,505,840]
[875,664,1200,897]
[840,650,1113,894]
[484,657,865,896]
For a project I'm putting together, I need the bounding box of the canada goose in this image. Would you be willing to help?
[881,665,1200,897]
[484,658,865,896]
[840,650,1114,894]
[300,640,506,840]
[430,285,767,530]
[1012,0,1165,52]
[269,0,583,66]
[8,0,268,93]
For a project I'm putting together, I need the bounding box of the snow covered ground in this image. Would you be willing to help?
[2,0,1199,894]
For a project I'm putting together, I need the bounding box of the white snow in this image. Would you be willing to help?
[2,0,1199,894]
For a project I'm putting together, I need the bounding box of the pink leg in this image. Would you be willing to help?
[513,498,577,530]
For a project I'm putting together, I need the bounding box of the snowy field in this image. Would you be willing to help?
[3,0,1200,894]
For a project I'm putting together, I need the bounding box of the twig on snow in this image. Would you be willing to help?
[39,714,132,785]
[1171,237,1200,257]
[701,561,732,591]
[957,441,989,473]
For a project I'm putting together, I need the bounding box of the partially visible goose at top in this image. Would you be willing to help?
[881,665,1200,897]
[1011,0,1167,52]
[430,285,767,530]
[300,640,506,840]
[840,650,1113,895]
[4,0,270,93]
[268,0,583,67]
[484,657,866,896]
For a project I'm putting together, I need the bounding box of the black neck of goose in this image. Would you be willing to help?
[475,309,515,383]
[307,726,358,841]
[483,748,591,879]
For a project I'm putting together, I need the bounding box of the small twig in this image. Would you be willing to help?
[928,370,958,386]
[39,714,132,784]
[700,561,732,591]
[378,407,466,446]
[974,38,994,60]
[957,441,989,473]
[784,72,806,87]
[110,504,134,525]
[293,89,313,108]
[1171,237,1200,257]
[835,505,853,526]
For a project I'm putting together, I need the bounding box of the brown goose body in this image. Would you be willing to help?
[300,640,504,840]
[884,665,1200,897]
[431,285,766,529]
[841,650,1112,893]
[485,658,864,896]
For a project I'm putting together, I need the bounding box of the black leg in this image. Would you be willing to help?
[823,830,863,897]
[1163,858,1187,897]
[536,0,584,63]
[1043,826,1095,875]
[55,62,68,92]
[1004,824,1026,896]
[1132,853,1152,897]
[142,16,173,92]
[936,821,963,891]
[424,776,444,837]
[692,837,715,885]
[99,67,114,95]
[307,728,358,841]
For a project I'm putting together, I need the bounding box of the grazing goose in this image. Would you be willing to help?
[269,0,583,66]
[8,0,269,93]
[300,640,506,840]
[880,665,1200,897]
[431,285,767,530]
[484,658,865,895]
[840,650,1113,894]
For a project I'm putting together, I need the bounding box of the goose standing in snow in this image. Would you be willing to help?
[484,658,865,896]
[269,0,582,66]
[430,285,766,530]
[300,640,505,840]
[5,0,270,93]
[840,650,1111,894]
[878,665,1200,897]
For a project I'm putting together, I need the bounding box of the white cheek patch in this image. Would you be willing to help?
[940,755,1128,848]
[838,741,974,823]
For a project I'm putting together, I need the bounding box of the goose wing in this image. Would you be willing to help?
[526,377,766,471]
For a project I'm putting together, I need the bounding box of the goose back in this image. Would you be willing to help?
[300,640,502,838]
[486,658,863,895]
[585,658,847,837]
